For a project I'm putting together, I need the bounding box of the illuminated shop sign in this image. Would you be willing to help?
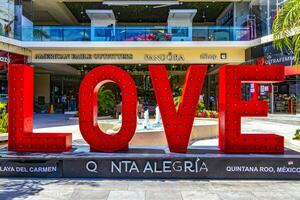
[8,64,284,154]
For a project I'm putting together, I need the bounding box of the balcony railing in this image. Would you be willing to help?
[21,26,251,42]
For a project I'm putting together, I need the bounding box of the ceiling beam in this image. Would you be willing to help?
[33,0,79,25]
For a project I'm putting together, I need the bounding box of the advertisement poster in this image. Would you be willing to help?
[0,0,14,38]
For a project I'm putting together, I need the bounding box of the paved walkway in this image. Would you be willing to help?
[33,114,78,129]
[1,179,300,200]
[33,114,300,142]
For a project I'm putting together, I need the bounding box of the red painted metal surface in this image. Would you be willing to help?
[8,64,72,152]
[79,65,137,152]
[218,65,285,153]
[149,65,207,153]
[7,64,286,154]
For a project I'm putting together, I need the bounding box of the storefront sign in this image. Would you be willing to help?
[0,51,27,64]
[200,53,217,60]
[0,56,9,63]
[265,54,294,65]
[144,52,184,62]
[262,43,295,66]
[31,48,244,64]
[8,64,285,154]
[35,53,133,61]
[220,53,227,59]
[199,53,227,60]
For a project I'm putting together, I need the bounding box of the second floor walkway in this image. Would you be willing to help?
[21,25,253,42]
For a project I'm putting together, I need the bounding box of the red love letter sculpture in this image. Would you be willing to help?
[149,65,207,153]
[8,64,72,152]
[79,65,137,152]
[219,65,285,153]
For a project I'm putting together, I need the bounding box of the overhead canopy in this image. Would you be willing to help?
[63,2,230,24]
[167,9,197,25]
[86,10,116,26]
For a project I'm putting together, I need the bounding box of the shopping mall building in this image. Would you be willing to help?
[0,0,299,114]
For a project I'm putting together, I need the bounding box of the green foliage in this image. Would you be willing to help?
[0,102,6,110]
[173,86,205,112]
[174,96,181,109]
[174,95,205,112]
[0,110,8,134]
[293,129,300,140]
[98,87,116,116]
[197,100,205,112]
[272,0,300,64]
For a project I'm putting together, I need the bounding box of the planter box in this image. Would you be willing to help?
[0,133,8,142]
[286,139,300,152]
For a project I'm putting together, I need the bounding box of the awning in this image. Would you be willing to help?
[285,65,300,76]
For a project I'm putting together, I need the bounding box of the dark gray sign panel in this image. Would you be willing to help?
[0,146,300,179]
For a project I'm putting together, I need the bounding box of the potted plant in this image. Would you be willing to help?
[97,86,116,116]
[293,129,300,140]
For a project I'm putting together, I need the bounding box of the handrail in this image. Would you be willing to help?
[7,25,253,42]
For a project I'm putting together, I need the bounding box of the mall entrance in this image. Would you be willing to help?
[30,63,300,116]
[273,75,299,114]
[34,64,221,115]
[49,75,81,114]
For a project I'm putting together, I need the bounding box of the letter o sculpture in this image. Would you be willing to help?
[79,65,137,152]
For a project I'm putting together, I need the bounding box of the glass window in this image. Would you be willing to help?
[171,27,188,37]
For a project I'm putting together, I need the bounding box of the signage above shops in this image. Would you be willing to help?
[30,48,244,64]
[34,53,133,61]
[0,56,9,63]
[144,52,184,62]
[265,53,294,65]
[0,51,27,68]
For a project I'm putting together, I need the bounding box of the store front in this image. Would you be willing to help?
[0,51,27,104]
[245,42,300,114]
[29,47,243,114]
[50,75,81,113]
[273,76,297,114]
[58,64,189,115]
[33,74,82,114]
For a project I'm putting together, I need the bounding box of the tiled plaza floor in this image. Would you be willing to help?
[33,114,300,142]
[0,179,300,200]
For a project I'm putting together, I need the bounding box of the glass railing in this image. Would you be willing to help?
[21,26,252,42]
